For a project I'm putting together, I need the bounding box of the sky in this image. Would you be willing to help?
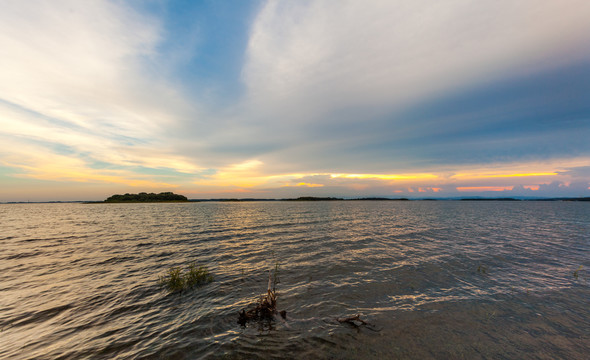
[1,0,590,201]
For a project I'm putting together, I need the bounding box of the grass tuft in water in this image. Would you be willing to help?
[477,265,487,274]
[573,265,583,279]
[185,263,214,287]
[159,263,213,292]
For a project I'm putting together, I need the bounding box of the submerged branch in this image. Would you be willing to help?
[238,267,284,326]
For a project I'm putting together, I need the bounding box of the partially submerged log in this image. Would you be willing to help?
[336,314,369,326]
[237,270,378,332]
[336,314,380,331]
[238,270,286,326]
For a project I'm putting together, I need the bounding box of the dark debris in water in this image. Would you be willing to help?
[237,270,379,333]
[336,314,381,332]
[477,265,488,274]
[238,270,285,326]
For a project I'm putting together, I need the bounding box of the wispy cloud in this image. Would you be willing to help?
[206,0,590,176]
[0,0,202,182]
[243,0,590,111]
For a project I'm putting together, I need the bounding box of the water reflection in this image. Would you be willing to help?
[0,201,589,359]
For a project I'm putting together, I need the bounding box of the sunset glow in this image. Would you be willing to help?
[457,186,514,192]
[453,172,558,179]
[330,173,439,181]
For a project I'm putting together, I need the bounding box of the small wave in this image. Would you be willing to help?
[4,304,73,329]
[4,251,42,260]
[95,255,137,266]
[2,201,589,359]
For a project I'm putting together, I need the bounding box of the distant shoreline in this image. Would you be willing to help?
[2,196,589,204]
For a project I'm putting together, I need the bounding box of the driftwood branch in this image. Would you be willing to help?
[336,314,380,331]
[237,269,378,332]
[336,314,369,326]
[237,268,285,326]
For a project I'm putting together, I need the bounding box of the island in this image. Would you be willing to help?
[104,192,188,203]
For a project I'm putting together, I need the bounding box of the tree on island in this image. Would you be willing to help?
[105,192,188,202]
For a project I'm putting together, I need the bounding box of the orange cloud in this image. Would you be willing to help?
[186,188,254,196]
[295,182,324,187]
[453,172,557,180]
[8,160,175,188]
[457,186,513,192]
[331,173,438,181]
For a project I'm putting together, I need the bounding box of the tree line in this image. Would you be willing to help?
[105,192,188,202]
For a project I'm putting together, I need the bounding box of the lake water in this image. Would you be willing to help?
[1,201,589,359]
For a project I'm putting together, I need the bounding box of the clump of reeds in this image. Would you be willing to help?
[477,265,487,274]
[159,263,214,292]
[573,265,583,279]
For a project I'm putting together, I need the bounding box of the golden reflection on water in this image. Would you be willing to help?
[0,201,589,359]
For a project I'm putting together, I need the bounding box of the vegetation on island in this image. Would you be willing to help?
[353,197,410,201]
[460,197,520,201]
[104,192,188,203]
[159,263,214,293]
[281,196,413,201]
[284,196,343,201]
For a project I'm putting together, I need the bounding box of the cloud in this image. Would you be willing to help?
[0,0,203,179]
[179,157,588,198]
[186,0,590,176]
[557,166,590,179]
[243,0,590,112]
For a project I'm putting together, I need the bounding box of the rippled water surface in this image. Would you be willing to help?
[1,201,589,359]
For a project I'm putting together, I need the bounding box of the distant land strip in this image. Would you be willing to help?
[187,196,589,202]
[2,196,589,204]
